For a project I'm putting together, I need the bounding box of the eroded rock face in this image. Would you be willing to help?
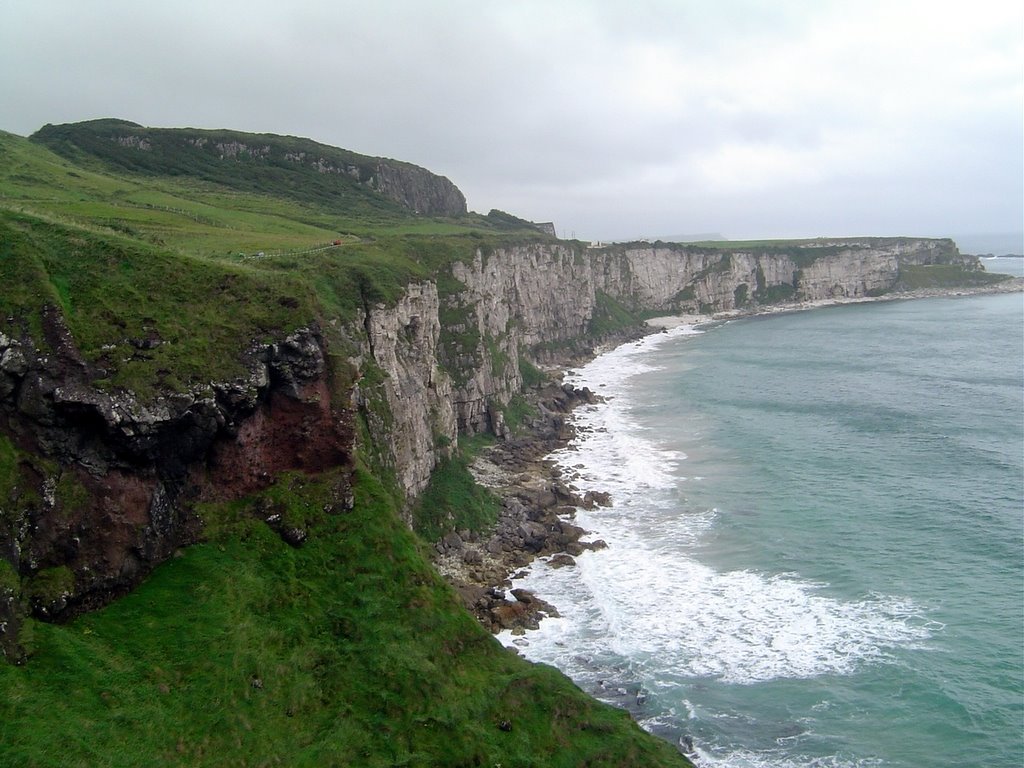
[587,238,969,312]
[362,283,457,501]
[0,237,984,661]
[371,161,467,217]
[361,239,978,504]
[0,322,354,660]
[452,245,596,348]
[447,245,596,434]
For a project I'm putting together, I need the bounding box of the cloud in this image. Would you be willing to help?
[1,0,1020,242]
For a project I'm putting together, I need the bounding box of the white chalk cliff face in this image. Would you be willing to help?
[453,245,596,347]
[0,235,991,648]
[590,238,965,310]
[363,238,975,499]
[361,282,457,500]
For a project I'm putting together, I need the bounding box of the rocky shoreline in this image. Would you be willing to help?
[431,278,1024,638]
[432,379,616,635]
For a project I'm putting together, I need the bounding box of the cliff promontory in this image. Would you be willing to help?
[0,123,1013,766]
[31,119,467,218]
[4,231,992,628]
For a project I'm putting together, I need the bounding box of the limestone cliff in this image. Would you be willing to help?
[362,237,985,499]
[360,282,457,499]
[0,235,995,660]
[585,237,968,311]
[371,161,467,217]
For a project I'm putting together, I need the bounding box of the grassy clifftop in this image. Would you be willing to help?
[31,118,467,218]
[0,128,553,398]
[0,124,692,766]
[0,467,689,767]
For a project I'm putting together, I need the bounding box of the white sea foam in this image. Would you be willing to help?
[502,533,931,686]
[694,747,886,768]
[499,321,934,690]
[495,323,948,768]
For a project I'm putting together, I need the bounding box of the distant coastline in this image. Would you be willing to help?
[646,278,1024,330]
[951,232,1024,256]
[447,275,1024,639]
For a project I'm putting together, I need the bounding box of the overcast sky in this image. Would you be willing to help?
[2,0,1021,243]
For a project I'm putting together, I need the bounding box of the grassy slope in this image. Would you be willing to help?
[0,128,692,766]
[1,127,541,253]
[1,121,1009,766]
[897,263,1007,289]
[0,209,318,396]
[0,469,688,768]
[0,131,547,398]
[30,119,432,218]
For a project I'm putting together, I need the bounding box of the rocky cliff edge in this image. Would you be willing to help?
[0,236,1005,661]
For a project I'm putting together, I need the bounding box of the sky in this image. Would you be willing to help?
[2,0,1022,245]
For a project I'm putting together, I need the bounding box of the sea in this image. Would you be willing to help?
[499,258,1024,767]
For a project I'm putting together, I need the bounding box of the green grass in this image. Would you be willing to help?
[675,237,962,270]
[733,284,749,307]
[897,263,1009,290]
[517,356,547,388]
[0,127,537,267]
[29,120,412,217]
[0,210,318,398]
[0,468,691,767]
[501,393,538,434]
[0,436,48,568]
[0,433,18,490]
[0,130,544,402]
[3,123,545,254]
[754,282,796,304]
[23,566,74,607]
[411,453,501,542]
[587,291,647,337]
[688,237,829,249]
[687,236,948,249]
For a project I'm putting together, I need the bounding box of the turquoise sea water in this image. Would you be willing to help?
[500,289,1023,767]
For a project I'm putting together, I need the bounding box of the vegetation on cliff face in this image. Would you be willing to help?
[896,263,1007,290]
[1,120,1008,765]
[412,450,501,542]
[0,209,316,398]
[0,129,543,399]
[31,118,468,219]
[587,291,652,338]
[0,123,694,765]
[0,469,687,767]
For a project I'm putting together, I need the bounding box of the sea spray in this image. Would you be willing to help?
[500,295,1023,767]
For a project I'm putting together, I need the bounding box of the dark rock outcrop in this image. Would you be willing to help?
[372,161,467,217]
[0,322,354,661]
[1,233,1008,662]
